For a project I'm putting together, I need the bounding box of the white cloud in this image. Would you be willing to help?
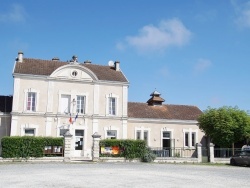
[194,58,212,73]
[121,18,192,53]
[159,66,170,79]
[0,4,27,23]
[232,0,250,28]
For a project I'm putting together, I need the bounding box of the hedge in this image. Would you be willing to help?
[1,136,63,158]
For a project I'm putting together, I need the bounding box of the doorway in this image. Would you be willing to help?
[162,131,171,157]
[74,129,84,157]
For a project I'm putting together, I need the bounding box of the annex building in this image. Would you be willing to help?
[1,52,206,158]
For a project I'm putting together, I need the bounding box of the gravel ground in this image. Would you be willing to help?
[0,162,249,188]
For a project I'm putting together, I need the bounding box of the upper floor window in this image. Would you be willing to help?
[61,95,71,114]
[109,97,116,115]
[77,95,85,114]
[27,92,36,111]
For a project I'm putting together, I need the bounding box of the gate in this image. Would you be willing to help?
[201,147,208,163]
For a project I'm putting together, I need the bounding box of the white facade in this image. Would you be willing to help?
[9,53,205,158]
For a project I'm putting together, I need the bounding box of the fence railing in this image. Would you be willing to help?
[150,147,197,158]
[214,148,242,158]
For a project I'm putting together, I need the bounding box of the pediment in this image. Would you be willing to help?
[50,65,97,81]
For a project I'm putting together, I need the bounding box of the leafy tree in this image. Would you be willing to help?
[198,106,250,147]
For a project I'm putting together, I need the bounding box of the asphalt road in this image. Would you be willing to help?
[0,162,249,188]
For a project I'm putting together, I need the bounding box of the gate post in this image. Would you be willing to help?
[197,143,202,163]
[64,131,73,162]
[209,143,215,163]
[92,132,101,162]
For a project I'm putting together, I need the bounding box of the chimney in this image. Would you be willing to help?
[52,57,60,61]
[84,60,91,64]
[17,51,23,63]
[114,61,120,71]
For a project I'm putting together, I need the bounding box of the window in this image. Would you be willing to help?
[109,97,116,115]
[144,131,148,145]
[136,131,141,140]
[25,128,35,136]
[185,132,189,147]
[184,132,197,147]
[60,129,69,136]
[107,130,117,139]
[163,131,170,139]
[27,92,36,111]
[191,132,196,147]
[61,95,71,113]
[136,130,149,145]
[77,96,85,114]
[71,70,78,77]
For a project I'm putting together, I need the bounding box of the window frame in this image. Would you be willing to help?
[24,88,39,112]
[106,130,117,139]
[109,97,116,115]
[183,129,198,148]
[135,128,151,146]
[24,128,35,136]
[106,94,119,116]
[59,129,69,137]
[76,95,86,114]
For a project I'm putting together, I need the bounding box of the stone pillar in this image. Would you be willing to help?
[197,143,202,163]
[209,143,215,163]
[92,132,101,162]
[64,131,73,162]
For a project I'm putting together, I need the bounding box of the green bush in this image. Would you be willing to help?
[1,136,63,158]
[100,139,155,162]
[141,147,156,162]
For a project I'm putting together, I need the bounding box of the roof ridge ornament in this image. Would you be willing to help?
[70,55,79,64]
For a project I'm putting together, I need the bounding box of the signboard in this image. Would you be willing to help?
[101,146,120,155]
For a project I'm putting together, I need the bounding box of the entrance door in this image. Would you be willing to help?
[162,131,171,157]
[74,129,84,157]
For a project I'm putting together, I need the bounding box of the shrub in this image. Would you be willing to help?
[1,136,63,158]
[141,147,156,162]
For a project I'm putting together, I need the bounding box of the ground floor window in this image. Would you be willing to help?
[107,130,117,139]
[24,128,35,136]
[183,131,197,147]
[60,129,69,136]
[135,129,150,145]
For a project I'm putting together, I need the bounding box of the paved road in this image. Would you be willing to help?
[0,162,249,188]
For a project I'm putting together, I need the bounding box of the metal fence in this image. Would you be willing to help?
[214,148,242,158]
[150,147,197,158]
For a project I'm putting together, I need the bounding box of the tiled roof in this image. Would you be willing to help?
[0,96,13,113]
[128,102,202,120]
[14,58,128,82]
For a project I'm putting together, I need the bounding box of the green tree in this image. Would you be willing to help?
[198,106,250,147]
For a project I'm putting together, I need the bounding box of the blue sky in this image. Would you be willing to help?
[0,0,250,112]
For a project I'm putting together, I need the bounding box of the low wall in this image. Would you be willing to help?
[0,157,64,162]
[100,157,198,163]
[155,157,199,163]
[214,158,230,164]
[100,157,140,163]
